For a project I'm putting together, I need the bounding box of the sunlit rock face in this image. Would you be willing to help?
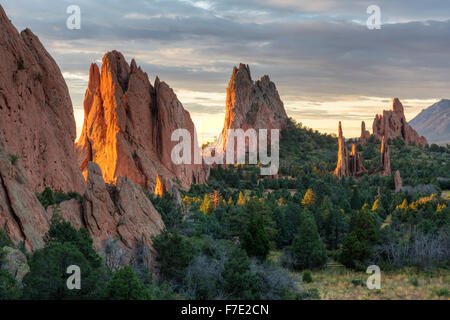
[218,64,289,152]
[0,6,85,194]
[76,51,209,192]
[371,98,428,146]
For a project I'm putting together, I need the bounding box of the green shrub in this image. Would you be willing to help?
[0,229,13,248]
[0,270,22,300]
[409,276,419,287]
[302,270,313,283]
[433,288,449,298]
[351,278,365,287]
[9,154,19,165]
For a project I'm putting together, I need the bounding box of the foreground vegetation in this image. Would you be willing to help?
[0,120,449,300]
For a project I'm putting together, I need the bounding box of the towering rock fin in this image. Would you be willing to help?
[75,51,209,191]
[218,63,289,157]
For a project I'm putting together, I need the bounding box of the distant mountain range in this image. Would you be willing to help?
[409,99,450,144]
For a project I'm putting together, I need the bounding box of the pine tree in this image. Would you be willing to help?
[242,212,270,261]
[290,213,327,270]
[104,266,148,300]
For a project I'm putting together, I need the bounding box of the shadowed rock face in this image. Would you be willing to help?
[360,121,371,145]
[0,6,85,194]
[0,141,49,251]
[219,64,289,152]
[371,98,428,146]
[82,162,164,256]
[76,51,209,192]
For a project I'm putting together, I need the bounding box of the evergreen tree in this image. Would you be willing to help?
[290,214,327,270]
[222,247,256,299]
[241,211,270,261]
[152,230,194,284]
[104,266,148,300]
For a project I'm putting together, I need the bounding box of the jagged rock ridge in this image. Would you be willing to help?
[360,98,427,146]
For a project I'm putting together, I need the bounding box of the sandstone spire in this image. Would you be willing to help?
[76,51,209,191]
[219,63,289,152]
[0,5,85,193]
[360,121,371,144]
[380,136,391,176]
[334,122,348,179]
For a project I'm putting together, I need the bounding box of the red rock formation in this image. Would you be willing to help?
[53,162,164,256]
[0,9,165,258]
[0,6,85,193]
[360,121,371,145]
[334,122,367,179]
[394,170,402,192]
[372,98,427,146]
[379,136,391,176]
[219,64,289,152]
[76,51,208,191]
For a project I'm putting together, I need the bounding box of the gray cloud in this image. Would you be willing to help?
[2,0,449,135]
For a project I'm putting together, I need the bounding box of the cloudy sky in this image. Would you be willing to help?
[2,0,449,141]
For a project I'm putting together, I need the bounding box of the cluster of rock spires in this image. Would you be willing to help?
[0,5,201,259]
[360,98,428,146]
[334,122,368,179]
[335,98,427,182]
[334,122,391,179]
